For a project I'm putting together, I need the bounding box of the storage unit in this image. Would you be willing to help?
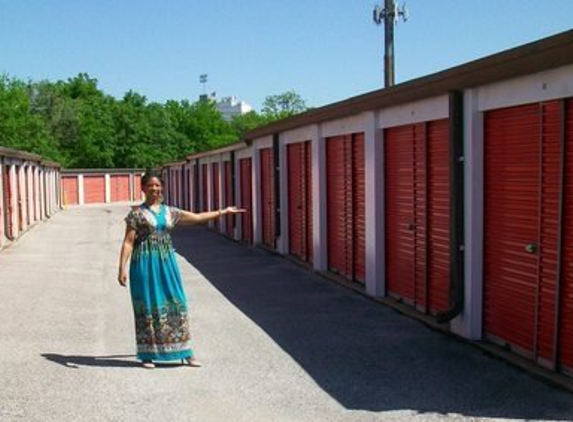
[224,160,235,237]
[212,162,220,230]
[287,141,313,263]
[16,166,24,232]
[134,174,142,201]
[326,133,365,283]
[83,175,105,204]
[483,99,573,374]
[202,164,209,212]
[110,175,130,202]
[239,158,253,244]
[0,148,61,248]
[260,148,276,248]
[384,119,451,313]
[62,175,79,205]
[3,165,14,239]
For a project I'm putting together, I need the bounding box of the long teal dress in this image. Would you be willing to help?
[124,204,194,362]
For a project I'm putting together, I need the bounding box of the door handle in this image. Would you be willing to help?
[407,223,415,231]
[525,243,538,254]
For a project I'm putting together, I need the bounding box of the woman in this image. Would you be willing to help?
[118,170,245,369]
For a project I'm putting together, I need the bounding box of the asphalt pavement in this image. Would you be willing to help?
[1,204,572,421]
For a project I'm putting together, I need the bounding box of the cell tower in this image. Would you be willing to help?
[373,0,409,88]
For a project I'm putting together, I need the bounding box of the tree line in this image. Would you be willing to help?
[0,73,307,168]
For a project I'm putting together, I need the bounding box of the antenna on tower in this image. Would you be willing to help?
[373,0,409,88]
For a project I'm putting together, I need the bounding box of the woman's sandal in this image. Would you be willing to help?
[141,360,155,369]
[182,357,202,367]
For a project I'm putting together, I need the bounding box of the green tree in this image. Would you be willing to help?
[261,90,308,120]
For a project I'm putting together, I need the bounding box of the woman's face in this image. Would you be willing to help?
[143,177,163,201]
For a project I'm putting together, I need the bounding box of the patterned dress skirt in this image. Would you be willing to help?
[126,204,194,362]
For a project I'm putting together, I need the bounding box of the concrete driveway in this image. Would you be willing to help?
[0,204,572,421]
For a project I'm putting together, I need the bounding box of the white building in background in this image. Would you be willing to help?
[216,96,253,121]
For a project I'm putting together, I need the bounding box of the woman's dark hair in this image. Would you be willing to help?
[141,169,163,187]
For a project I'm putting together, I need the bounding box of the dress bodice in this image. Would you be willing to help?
[124,204,182,259]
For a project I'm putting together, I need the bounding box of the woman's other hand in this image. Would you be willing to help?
[118,269,128,287]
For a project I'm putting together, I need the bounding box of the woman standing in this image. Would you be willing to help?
[118,170,244,369]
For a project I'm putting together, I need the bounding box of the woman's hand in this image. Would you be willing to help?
[222,206,247,215]
[118,269,128,287]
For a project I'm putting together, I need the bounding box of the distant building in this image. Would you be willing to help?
[216,96,253,121]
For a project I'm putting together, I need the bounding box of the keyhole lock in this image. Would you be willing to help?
[525,243,538,254]
[407,223,415,231]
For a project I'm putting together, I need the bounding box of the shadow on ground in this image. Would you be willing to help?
[42,354,139,369]
[172,227,573,419]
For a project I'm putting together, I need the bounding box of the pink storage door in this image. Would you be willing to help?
[111,175,130,202]
[62,176,79,205]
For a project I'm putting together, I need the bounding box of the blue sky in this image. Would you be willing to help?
[1,1,572,111]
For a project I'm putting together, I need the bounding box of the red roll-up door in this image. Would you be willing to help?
[32,169,40,221]
[183,168,189,210]
[16,167,23,232]
[561,98,573,375]
[386,125,418,304]
[111,175,130,202]
[327,136,347,276]
[4,167,13,238]
[353,133,366,282]
[326,133,365,283]
[260,148,275,248]
[62,176,79,206]
[240,158,253,244]
[484,101,561,364]
[84,175,105,204]
[427,120,451,312]
[385,120,450,313]
[212,163,220,230]
[134,175,142,201]
[288,141,313,262]
[202,164,209,212]
[224,161,234,237]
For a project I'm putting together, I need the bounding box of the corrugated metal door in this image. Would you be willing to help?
[16,166,23,232]
[352,133,366,282]
[202,164,209,212]
[385,120,450,313]
[62,176,79,205]
[484,101,562,365]
[183,168,189,210]
[134,175,142,201]
[287,142,313,262]
[111,175,130,202]
[239,158,253,244]
[326,134,365,283]
[4,167,13,238]
[84,175,105,204]
[385,126,416,302]
[327,136,347,276]
[561,98,573,375]
[212,163,220,230]
[224,161,234,237]
[260,148,275,248]
[427,120,451,312]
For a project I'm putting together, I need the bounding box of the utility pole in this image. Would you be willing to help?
[373,0,408,88]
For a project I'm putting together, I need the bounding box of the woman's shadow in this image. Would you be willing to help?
[41,353,139,369]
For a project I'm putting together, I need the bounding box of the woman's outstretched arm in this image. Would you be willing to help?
[178,206,246,226]
[118,226,136,287]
